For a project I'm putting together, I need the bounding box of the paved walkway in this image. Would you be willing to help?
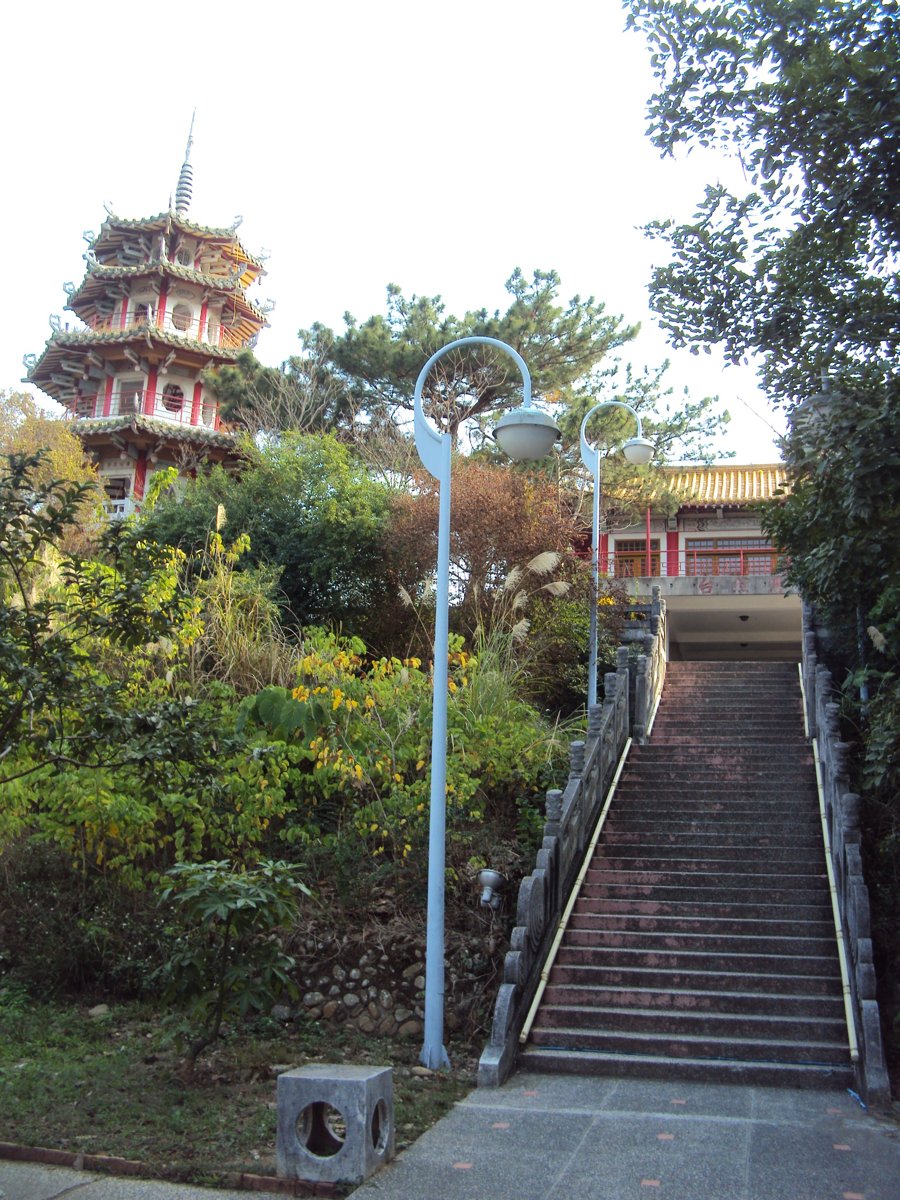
[2,1074,898,1200]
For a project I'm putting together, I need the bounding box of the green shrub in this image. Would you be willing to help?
[155,859,308,1066]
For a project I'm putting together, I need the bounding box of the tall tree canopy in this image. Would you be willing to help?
[626,0,900,405]
[0,390,97,492]
[297,268,639,438]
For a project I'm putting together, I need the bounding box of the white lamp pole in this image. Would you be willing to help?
[579,401,654,709]
[413,336,559,1069]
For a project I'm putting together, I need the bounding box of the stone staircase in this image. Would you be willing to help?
[520,660,853,1087]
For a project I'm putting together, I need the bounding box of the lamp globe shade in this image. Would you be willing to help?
[492,407,561,460]
[623,436,654,465]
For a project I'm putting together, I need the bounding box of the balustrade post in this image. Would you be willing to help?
[633,655,649,743]
[569,741,585,780]
[544,789,562,839]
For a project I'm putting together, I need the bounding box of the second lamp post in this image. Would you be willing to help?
[579,401,654,708]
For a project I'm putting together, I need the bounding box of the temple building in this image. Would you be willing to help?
[598,462,801,660]
[23,127,269,517]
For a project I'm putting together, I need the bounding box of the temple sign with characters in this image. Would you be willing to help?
[23,125,268,518]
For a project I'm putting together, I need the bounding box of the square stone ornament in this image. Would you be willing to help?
[276,1063,394,1184]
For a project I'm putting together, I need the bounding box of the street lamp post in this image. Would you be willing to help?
[579,401,654,709]
[413,336,559,1070]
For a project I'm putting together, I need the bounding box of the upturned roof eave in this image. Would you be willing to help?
[68,261,267,314]
[95,210,265,271]
[71,414,243,451]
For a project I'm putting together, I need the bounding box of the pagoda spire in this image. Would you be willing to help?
[174,112,196,216]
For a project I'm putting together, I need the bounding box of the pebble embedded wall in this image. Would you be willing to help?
[285,924,497,1041]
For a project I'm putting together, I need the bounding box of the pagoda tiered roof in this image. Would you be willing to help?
[91,210,265,287]
[27,327,246,402]
[70,261,267,304]
[73,414,241,454]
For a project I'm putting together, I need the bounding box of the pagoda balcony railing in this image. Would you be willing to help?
[605,549,779,578]
[70,311,248,350]
[66,390,221,430]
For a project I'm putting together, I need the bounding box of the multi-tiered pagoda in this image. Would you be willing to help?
[24,128,268,516]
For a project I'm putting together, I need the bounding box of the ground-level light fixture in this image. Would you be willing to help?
[477,869,505,910]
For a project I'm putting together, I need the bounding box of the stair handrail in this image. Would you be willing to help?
[799,603,890,1107]
[477,645,631,1086]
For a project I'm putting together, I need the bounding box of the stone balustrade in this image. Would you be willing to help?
[801,603,890,1107]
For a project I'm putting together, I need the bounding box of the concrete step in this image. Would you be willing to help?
[532,1003,848,1046]
[584,867,826,889]
[604,814,821,830]
[549,962,842,996]
[591,848,826,869]
[609,800,819,816]
[554,945,840,977]
[585,883,830,907]
[601,832,823,851]
[568,909,834,939]
[621,757,815,771]
[541,982,843,1019]
[564,925,837,958]
[575,896,832,920]
[516,1046,853,1089]
[581,881,830,905]
[526,1025,849,1065]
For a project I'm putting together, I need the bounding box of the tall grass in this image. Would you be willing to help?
[187,532,300,693]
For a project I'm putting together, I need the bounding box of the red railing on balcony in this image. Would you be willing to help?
[682,547,778,576]
[603,549,778,577]
[66,389,220,430]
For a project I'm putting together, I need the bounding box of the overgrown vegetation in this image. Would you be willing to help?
[0,450,594,1017]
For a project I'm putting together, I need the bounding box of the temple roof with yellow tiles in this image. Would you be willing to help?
[655,463,788,507]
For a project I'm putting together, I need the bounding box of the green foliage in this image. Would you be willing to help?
[629,2,900,1074]
[0,452,202,787]
[203,347,350,434]
[186,530,300,693]
[237,628,571,890]
[0,840,172,997]
[0,390,98,499]
[525,578,630,715]
[300,268,638,438]
[626,0,900,406]
[763,385,900,620]
[156,859,308,1064]
[552,358,729,472]
[139,433,391,630]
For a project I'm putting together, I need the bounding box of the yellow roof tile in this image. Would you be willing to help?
[660,463,788,506]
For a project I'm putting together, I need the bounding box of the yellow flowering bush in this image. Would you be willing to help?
[237,628,569,881]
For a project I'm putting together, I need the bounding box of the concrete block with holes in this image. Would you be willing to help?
[276,1063,394,1184]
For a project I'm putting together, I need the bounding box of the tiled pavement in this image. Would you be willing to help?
[3,1073,897,1200]
[347,1073,900,1200]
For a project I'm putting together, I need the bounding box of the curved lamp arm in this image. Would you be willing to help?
[579,398,654,471]
[415,331,556,480]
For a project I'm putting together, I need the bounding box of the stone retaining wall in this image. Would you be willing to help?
[284,924,497,1041]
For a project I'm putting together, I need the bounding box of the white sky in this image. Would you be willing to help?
[1,0,785,462]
